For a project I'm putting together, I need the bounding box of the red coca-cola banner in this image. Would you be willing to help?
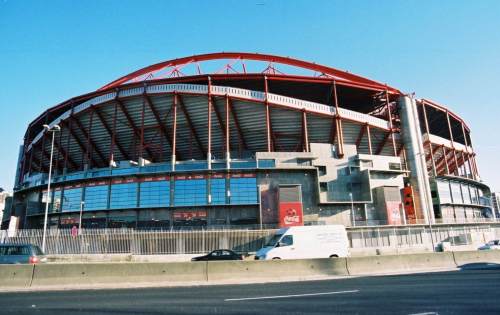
[386,201,402,225]
[278,202,304,227]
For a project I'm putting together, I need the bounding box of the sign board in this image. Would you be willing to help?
[278,202,304,227]
[386,201,402,225]
[173,211,207,220]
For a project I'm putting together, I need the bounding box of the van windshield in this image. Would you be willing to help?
[265,234,283,247]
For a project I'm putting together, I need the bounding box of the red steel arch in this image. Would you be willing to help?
[99,52,400,93]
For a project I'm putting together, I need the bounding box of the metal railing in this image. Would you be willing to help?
[1,224,498,255]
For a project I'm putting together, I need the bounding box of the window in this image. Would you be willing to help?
[84,185,109,211]
[62,188,83,212]
[110,182,138,209]
[210,178,226,205]
[450,182,463,204]
[174,179,207,206]
[389,162,401,170]
[230,177,257,204]
[361,160,373,168]
[437,181,452,204]
[52,189,62,213]
[296,159,311,166]
[280,235,293,246]
[317,166,327,176]
[258,159,275,168]
[140,180,170,208]
[320,182,328,193]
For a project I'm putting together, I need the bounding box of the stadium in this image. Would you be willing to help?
[2,52,494,230]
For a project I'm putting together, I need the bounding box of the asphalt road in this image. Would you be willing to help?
[1,269,499,315]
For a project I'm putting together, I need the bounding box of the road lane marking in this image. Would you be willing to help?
[407,313,439,315]
[224,290,359,302]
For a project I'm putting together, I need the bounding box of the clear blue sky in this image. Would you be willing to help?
[1,0,499,192]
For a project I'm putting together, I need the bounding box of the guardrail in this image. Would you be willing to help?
[1,224,498,255]
[2,250,500,289]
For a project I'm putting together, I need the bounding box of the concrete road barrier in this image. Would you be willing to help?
[207,258,348,282]
[5,250,500,290]
[30,262,207,287]
[453,250,500,267]
[346,252,456,275]
[0,265,34,288]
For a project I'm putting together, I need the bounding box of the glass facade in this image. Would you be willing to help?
[450,182,463,204]
[210,178,226,205]
[174,178,207,206]
[140,180,170,208]
[84,185,109,211]
[110,182,138,209]
[52,189,62,213]
[28,172,259,219]
[437,181,452,204]
[61,188,82,212]
[230,177,258,204]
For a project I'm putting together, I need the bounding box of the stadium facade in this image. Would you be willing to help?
[2,52,494,230]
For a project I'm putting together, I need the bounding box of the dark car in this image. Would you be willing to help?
[0,244,47,264]
[191,249,243,261]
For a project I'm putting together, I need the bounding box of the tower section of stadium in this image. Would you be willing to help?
[3,53,493,230]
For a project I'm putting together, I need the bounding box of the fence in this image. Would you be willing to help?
[349,225,497,249]
[1,224,498,255]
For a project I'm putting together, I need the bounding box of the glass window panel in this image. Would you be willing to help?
[140,181,170,208]
[230,178,257,204]
[437,180,452,204]
[51,190,62,213]
[210,178,226,205]
[462,184,472,205]
[110,182,138,209]
[174,179,207,206]
[84,185,109,211]
[450,182,463,204]
[61,188,83,212]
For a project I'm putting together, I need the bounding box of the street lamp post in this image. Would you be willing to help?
[41,124,60,253]
[78,201,85,235]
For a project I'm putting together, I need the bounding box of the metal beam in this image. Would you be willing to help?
[332,82,344,157]
[375,132,391,155]
[93,106,130,161]
[71,115,107,166]
[302,110,309,152]
[177,95,206,157]
[366,125,373,155]
[264,76,272,152]
[227,98,248,151]
[115,97,155,160]
[61,118,100,168]
[421,103,437,177]
[172,94,178,169]
[385,90,397,157]
[207,77,213,168]
[143,93,177,159]
[355,124,366,148]
[211,96,231,153]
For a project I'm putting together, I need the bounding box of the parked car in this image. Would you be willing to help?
[478,240,500,250]
[191,249,243,261]
[0,244,47,264]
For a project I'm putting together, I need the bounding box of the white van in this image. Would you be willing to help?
[255,225,349,260]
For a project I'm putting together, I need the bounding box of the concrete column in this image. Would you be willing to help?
[398,95,435,224]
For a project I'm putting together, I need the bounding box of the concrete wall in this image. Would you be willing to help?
[3,250,500,290]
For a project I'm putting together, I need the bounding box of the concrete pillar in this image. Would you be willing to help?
[398,96,435,224]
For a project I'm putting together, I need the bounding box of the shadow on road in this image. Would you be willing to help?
[458,262,500,270]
